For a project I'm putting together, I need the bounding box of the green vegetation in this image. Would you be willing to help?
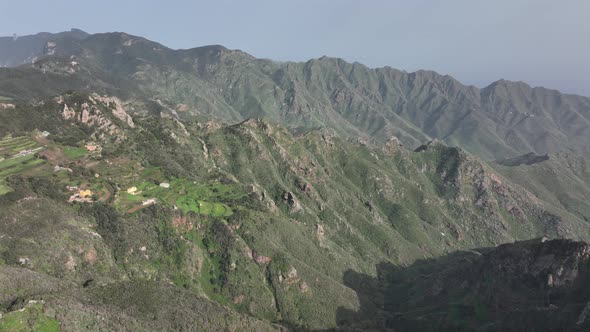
[4,29,590,162]
[0,155,42,174]
[0,96,12,101]
[119,177,241,217]
[0,114,587,330]
[0,136,37,154]
[62,146,88,159]
[0,136,46,195]
[0,303,60,332]
[0,183,11,195]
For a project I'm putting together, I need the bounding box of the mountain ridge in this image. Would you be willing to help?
[2,30,589,161]
[4,30,586,98]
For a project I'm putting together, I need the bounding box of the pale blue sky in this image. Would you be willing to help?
[1,0,589,96]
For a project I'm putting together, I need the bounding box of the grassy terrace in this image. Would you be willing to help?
[0,302,60,332]
[63,146,88,159]
[118,173,243,217]
[0,136,38,154]
[0,135,242,219]
[0,135,46,195]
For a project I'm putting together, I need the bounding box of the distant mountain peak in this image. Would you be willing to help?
[67,28,89,37]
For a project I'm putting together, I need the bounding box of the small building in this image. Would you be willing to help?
[54,165,73,173]
[85,144,98,152]
[79,190,93,198]
[41,131,50,137]
[142,198,156,206]
[159,182,170,188]
[127,187,138,195]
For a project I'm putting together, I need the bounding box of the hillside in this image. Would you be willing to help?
[0,91,588,330]
[494,152,590,225]
[335,238,590,331]
[1,30,590,331]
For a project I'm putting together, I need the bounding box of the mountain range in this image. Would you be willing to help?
[0,29,589,331]
[2,29,590,160]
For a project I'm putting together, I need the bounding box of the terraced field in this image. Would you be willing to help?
[0,135,46,195]
[0,136,39,156]
[62,146,88,159]
[40,158,240,216]
[120,176,242,217]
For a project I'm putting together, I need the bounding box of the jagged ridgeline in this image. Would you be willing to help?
[0,30,589,331]
[2,30,590,160]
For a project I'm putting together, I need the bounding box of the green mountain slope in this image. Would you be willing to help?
[1,30,590,331]
[0,92,588,329]
[2,30,590,160]
[0,29,88,67]
[494,152,590,224]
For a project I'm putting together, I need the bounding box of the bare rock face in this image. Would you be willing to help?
[245,183,277,212]
[0,103,16,110]
[62,103,75,119]
[414,138,448,153]
[282,191,302,213]
[252,251,272,265]
[382,136,403,155]
[294,178,313,193]
[90,94,135,128]
[321,132,336,148]
[45,41,57,55]
[315,224,325,242]
[299,281,309,292]
[286,266,298,279]
[57,94,135,143]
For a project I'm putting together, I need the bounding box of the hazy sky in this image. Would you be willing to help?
[1,0,589,96]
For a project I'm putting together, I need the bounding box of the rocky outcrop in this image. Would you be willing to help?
[315,224,325,242]
[57,94,135,143]
[252,251,272,265]
[245,183,278,212]
[282,191,302,213]
[0,103,15,110]
[382,136,403,155]
[414,138,446,152]
[90,94,135,128]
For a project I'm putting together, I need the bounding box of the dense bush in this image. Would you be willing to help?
[0,175,67,203]
[82,203,127,258]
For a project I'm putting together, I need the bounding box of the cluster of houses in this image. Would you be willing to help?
[65,177,172,208]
